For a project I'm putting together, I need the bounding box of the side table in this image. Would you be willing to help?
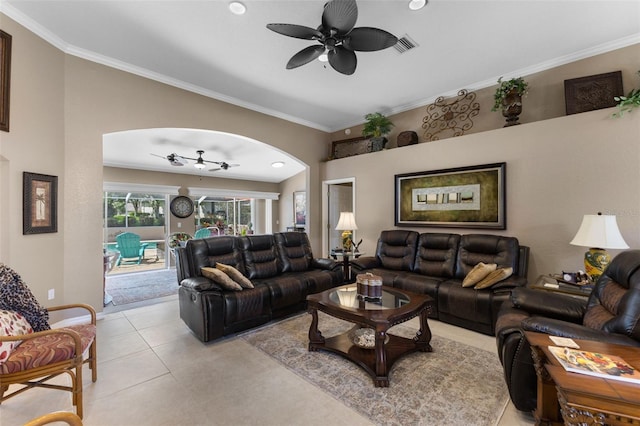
[528,274,592,299]
[525,331,640,425]
[330,250,364,283]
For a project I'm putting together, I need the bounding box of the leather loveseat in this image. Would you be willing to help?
[495,249,640,413]
[350,230,529,335]
[175,232,343,342]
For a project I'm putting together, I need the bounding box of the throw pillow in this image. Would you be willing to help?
[0,309,34,365]
[201,267,243,291]
[215,263,254,289]
[474,267,513,289]
[462,262,497,288]
[0,263,50,332]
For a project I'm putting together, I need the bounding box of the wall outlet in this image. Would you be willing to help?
[48,289,55,300]
[177,222,182,228]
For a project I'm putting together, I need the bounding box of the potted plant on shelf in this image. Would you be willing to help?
[362,112,394,151]
[492,77,529,127]
[613,70,640,117]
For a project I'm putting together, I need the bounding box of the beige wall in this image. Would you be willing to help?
[330,44,640,149]
[1,14,328,311]
[322,109,640,281]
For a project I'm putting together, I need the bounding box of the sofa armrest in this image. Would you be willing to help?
[311,257,339,271]
[180,276,222,292]
[491,276,528,291]
[522,316,640,347]
[511,287,587,323]
[350,256,380,272]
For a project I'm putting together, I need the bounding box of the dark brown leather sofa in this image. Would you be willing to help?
[495,249,640,412]
[175,232,343,342]
[350,230,529,335]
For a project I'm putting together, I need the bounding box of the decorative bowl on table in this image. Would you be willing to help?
[349,327,389,349]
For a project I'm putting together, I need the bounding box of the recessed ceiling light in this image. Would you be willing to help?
[409,0,427,11]
[229,1,246,15]
[271,161,285,168]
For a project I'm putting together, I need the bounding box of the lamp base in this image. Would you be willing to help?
[341,230,353,252]
[584,247,610,283]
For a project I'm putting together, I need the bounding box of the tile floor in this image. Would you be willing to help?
[3,295,535,426]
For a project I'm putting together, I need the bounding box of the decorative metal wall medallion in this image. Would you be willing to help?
[422,90,480,141]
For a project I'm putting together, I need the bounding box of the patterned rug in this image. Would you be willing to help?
[241,313,508,426]
[105,268,178,305]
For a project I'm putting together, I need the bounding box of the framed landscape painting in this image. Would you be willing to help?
[23,172,58,234]
[294,191,306,226]
[395,162,506,229]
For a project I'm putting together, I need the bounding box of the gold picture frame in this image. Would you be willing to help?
[395,163,506,229]
[23,172,58,234]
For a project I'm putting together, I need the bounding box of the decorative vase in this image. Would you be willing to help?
[370,137,388,152]
[501,88,523,127]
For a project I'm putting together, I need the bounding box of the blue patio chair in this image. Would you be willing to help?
[115,232,149,265]
[194,228,212,239]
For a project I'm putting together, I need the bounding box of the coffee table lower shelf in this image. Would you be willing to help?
[309,326,431,387]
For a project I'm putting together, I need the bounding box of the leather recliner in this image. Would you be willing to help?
[495,249,640,412]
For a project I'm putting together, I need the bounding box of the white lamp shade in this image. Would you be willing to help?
[335,212,358,231]
[570,214,629,249]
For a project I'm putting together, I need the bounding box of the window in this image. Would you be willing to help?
[103,192,166,228]
[196,196,254,236]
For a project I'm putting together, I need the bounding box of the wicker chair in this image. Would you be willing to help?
[0,265,97,419]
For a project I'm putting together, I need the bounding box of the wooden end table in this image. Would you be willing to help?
[525,331,640,425]
[306,284,433,387]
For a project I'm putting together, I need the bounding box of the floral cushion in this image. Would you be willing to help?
[0,310,34,365]
[0,263,50,332]
[0,324,96,374]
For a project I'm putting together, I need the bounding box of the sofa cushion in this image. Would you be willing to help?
[0,310,34,365]
[462,262,497,287]
[474,267,513,289]
[455,234,520,280]
[240,235,282,279]
[201,267,243,291]
[0,264,50,332]
[414,233,460,278]
[376,230,419,272]
[216,263,254,289]
[274,232,313,272]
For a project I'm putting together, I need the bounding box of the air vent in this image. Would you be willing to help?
[393,35,418,54]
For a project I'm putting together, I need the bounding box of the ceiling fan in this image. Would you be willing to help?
[151,150,239,172]
[266,0,398,75]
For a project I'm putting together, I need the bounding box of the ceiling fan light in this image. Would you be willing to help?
[229,1,246,15]
[318,53,328,62]
[271,161,285,168]
[194,160,206,169]
[409,0,427,11]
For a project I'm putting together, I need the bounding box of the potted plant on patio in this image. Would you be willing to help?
[362,112,394,151]
[492,77,529,127]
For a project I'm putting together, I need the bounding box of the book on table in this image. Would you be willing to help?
[548,345,640,384]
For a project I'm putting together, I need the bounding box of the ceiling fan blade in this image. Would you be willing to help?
[328,46,357,75]
[322,0,358,34]
[266,24,322,40]
[208,167,222,172]
[286,45,325,69]
[343,27,398,52]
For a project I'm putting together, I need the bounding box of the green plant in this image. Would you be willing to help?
[613,70,640,117]
[492,77,529,111]
[362,112,394,138]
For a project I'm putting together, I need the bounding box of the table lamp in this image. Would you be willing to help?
[569,213,629,282]
[335,212,358,252]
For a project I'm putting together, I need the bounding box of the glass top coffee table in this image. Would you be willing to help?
[306,284,434,387]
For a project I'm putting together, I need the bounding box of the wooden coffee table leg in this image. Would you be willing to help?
[414,307,433,352]
[307,308,324,351]
[374,328,389,387]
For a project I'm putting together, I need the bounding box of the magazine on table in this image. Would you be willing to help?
[548,345,640,384]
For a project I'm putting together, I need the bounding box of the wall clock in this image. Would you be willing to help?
[170,196,194,218]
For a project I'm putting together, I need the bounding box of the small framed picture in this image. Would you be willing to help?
[294,191,306,226]
[23,172,58,234]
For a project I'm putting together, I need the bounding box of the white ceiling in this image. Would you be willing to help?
[3,0,639,181]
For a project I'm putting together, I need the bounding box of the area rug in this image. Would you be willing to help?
[241,313,508,426]
[105,269,178,305]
